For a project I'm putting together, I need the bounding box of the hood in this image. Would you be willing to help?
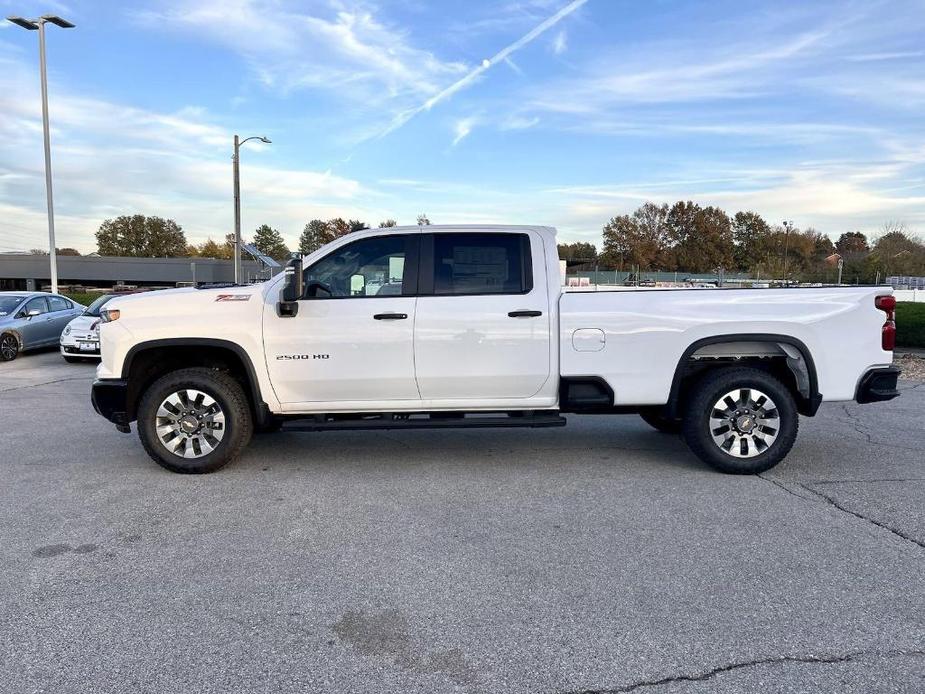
[104,284,267,327]
[65,315,101,333]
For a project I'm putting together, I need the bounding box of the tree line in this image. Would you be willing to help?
[79,213,433,262]
[558,201,925,283]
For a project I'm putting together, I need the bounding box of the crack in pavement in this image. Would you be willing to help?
[0,376,90,394]
[799,483,925,550]
[558,648,925,693]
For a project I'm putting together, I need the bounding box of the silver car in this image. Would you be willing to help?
[0,291,85,362]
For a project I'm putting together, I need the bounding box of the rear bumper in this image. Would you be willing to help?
[91,379,131,427]
[855,366,901,404]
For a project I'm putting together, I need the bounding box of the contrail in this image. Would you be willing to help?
[379,0,589,138]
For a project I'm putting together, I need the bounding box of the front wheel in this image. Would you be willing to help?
[1,333,19,361]
[137,367,253,474]
[681,367,798,474]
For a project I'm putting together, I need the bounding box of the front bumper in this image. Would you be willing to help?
[91,379,131,430]
[61,344,101,357]
[855,366,901,404]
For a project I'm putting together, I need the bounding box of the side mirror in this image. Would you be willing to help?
[22,309,41,319]
[279,253,303,317]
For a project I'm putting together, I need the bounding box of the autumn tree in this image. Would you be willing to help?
[190,238,232,259]
[299,219,330,254]
[602,203,670,270]
[252,224,290,261]
[731,211,771,272]
[96,215,187,257]
[348,219,369,232]
[557,242,598,262]
[666,202,733,273]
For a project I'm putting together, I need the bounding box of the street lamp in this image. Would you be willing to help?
[7,14,75,294]
[232,135,271,284]
[782,220,794,285]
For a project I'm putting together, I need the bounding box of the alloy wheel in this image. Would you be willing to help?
[708,387,780,458]
[155,389,226,459]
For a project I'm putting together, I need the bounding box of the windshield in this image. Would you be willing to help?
[83,294,115,317]
[0,296,25,316]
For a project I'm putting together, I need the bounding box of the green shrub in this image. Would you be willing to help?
[63,292,100,307]
[896,302,925,348]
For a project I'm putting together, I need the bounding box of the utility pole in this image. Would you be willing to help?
[232,134,271,284]
[7,14,74,293]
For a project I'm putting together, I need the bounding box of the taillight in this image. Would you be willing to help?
[875,295,896,351]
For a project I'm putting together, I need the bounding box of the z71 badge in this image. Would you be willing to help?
[215,294,251,302]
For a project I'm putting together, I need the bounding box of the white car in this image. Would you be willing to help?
[90,225,900,475]
[60,293,136,362]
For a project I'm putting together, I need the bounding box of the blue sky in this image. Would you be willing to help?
[2,0,925,253]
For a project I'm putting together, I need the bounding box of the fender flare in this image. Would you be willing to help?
[121,338,269,424]
[665,333,821,417]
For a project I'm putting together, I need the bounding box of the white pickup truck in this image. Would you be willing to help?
[91,225,900,475]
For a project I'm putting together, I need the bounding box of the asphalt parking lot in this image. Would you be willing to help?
[2,350,923,693]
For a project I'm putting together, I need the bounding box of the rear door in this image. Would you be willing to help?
[47,295,75,336]
[413,231,551,400]
[263,233,422,406]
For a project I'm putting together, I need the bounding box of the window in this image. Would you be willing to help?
[48,296,69,312]
[303,235,414,298]
[432,233,531,295]
[23,297,48,315]
[84,295,114,317]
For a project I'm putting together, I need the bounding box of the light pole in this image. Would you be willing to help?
[232,134,271,284]
[7,14,75,294]
[782,220,794,285]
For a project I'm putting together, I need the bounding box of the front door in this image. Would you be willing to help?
[19,296,54,347]
[413,231,552,401]
[263,233,421,407]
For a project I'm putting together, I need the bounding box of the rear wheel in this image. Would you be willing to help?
[681,367,798,474]
[0,333,19,361]
[639,407,682,434]
[137,367,253,474]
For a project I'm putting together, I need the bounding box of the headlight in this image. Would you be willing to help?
[63,325,71,336]
[100,309,120,323]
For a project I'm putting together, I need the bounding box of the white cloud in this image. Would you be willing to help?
[379,0,588,138]
[133,0,467,102]
[452,118,476,146]
[0,48,366,253]
[552,29,567,55]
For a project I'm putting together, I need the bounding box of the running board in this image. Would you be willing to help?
[279,411,567,432]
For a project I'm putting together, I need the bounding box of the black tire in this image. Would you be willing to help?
[639,407,682,434]
[681,367,798,474]
[1,333,19,361]
[137,367,253,474]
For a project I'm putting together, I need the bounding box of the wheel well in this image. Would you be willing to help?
[123,342,264,423]
[667,337,821,418]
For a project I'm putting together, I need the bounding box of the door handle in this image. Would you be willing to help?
[508,310,542,318]
[373,313,408,320]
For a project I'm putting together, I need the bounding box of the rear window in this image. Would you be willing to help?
[48,296,70,312]
[432,233,532,295]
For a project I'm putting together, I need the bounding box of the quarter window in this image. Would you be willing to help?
[48,296,69,312]
[303,235,414,298]
[432,233,531,295]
